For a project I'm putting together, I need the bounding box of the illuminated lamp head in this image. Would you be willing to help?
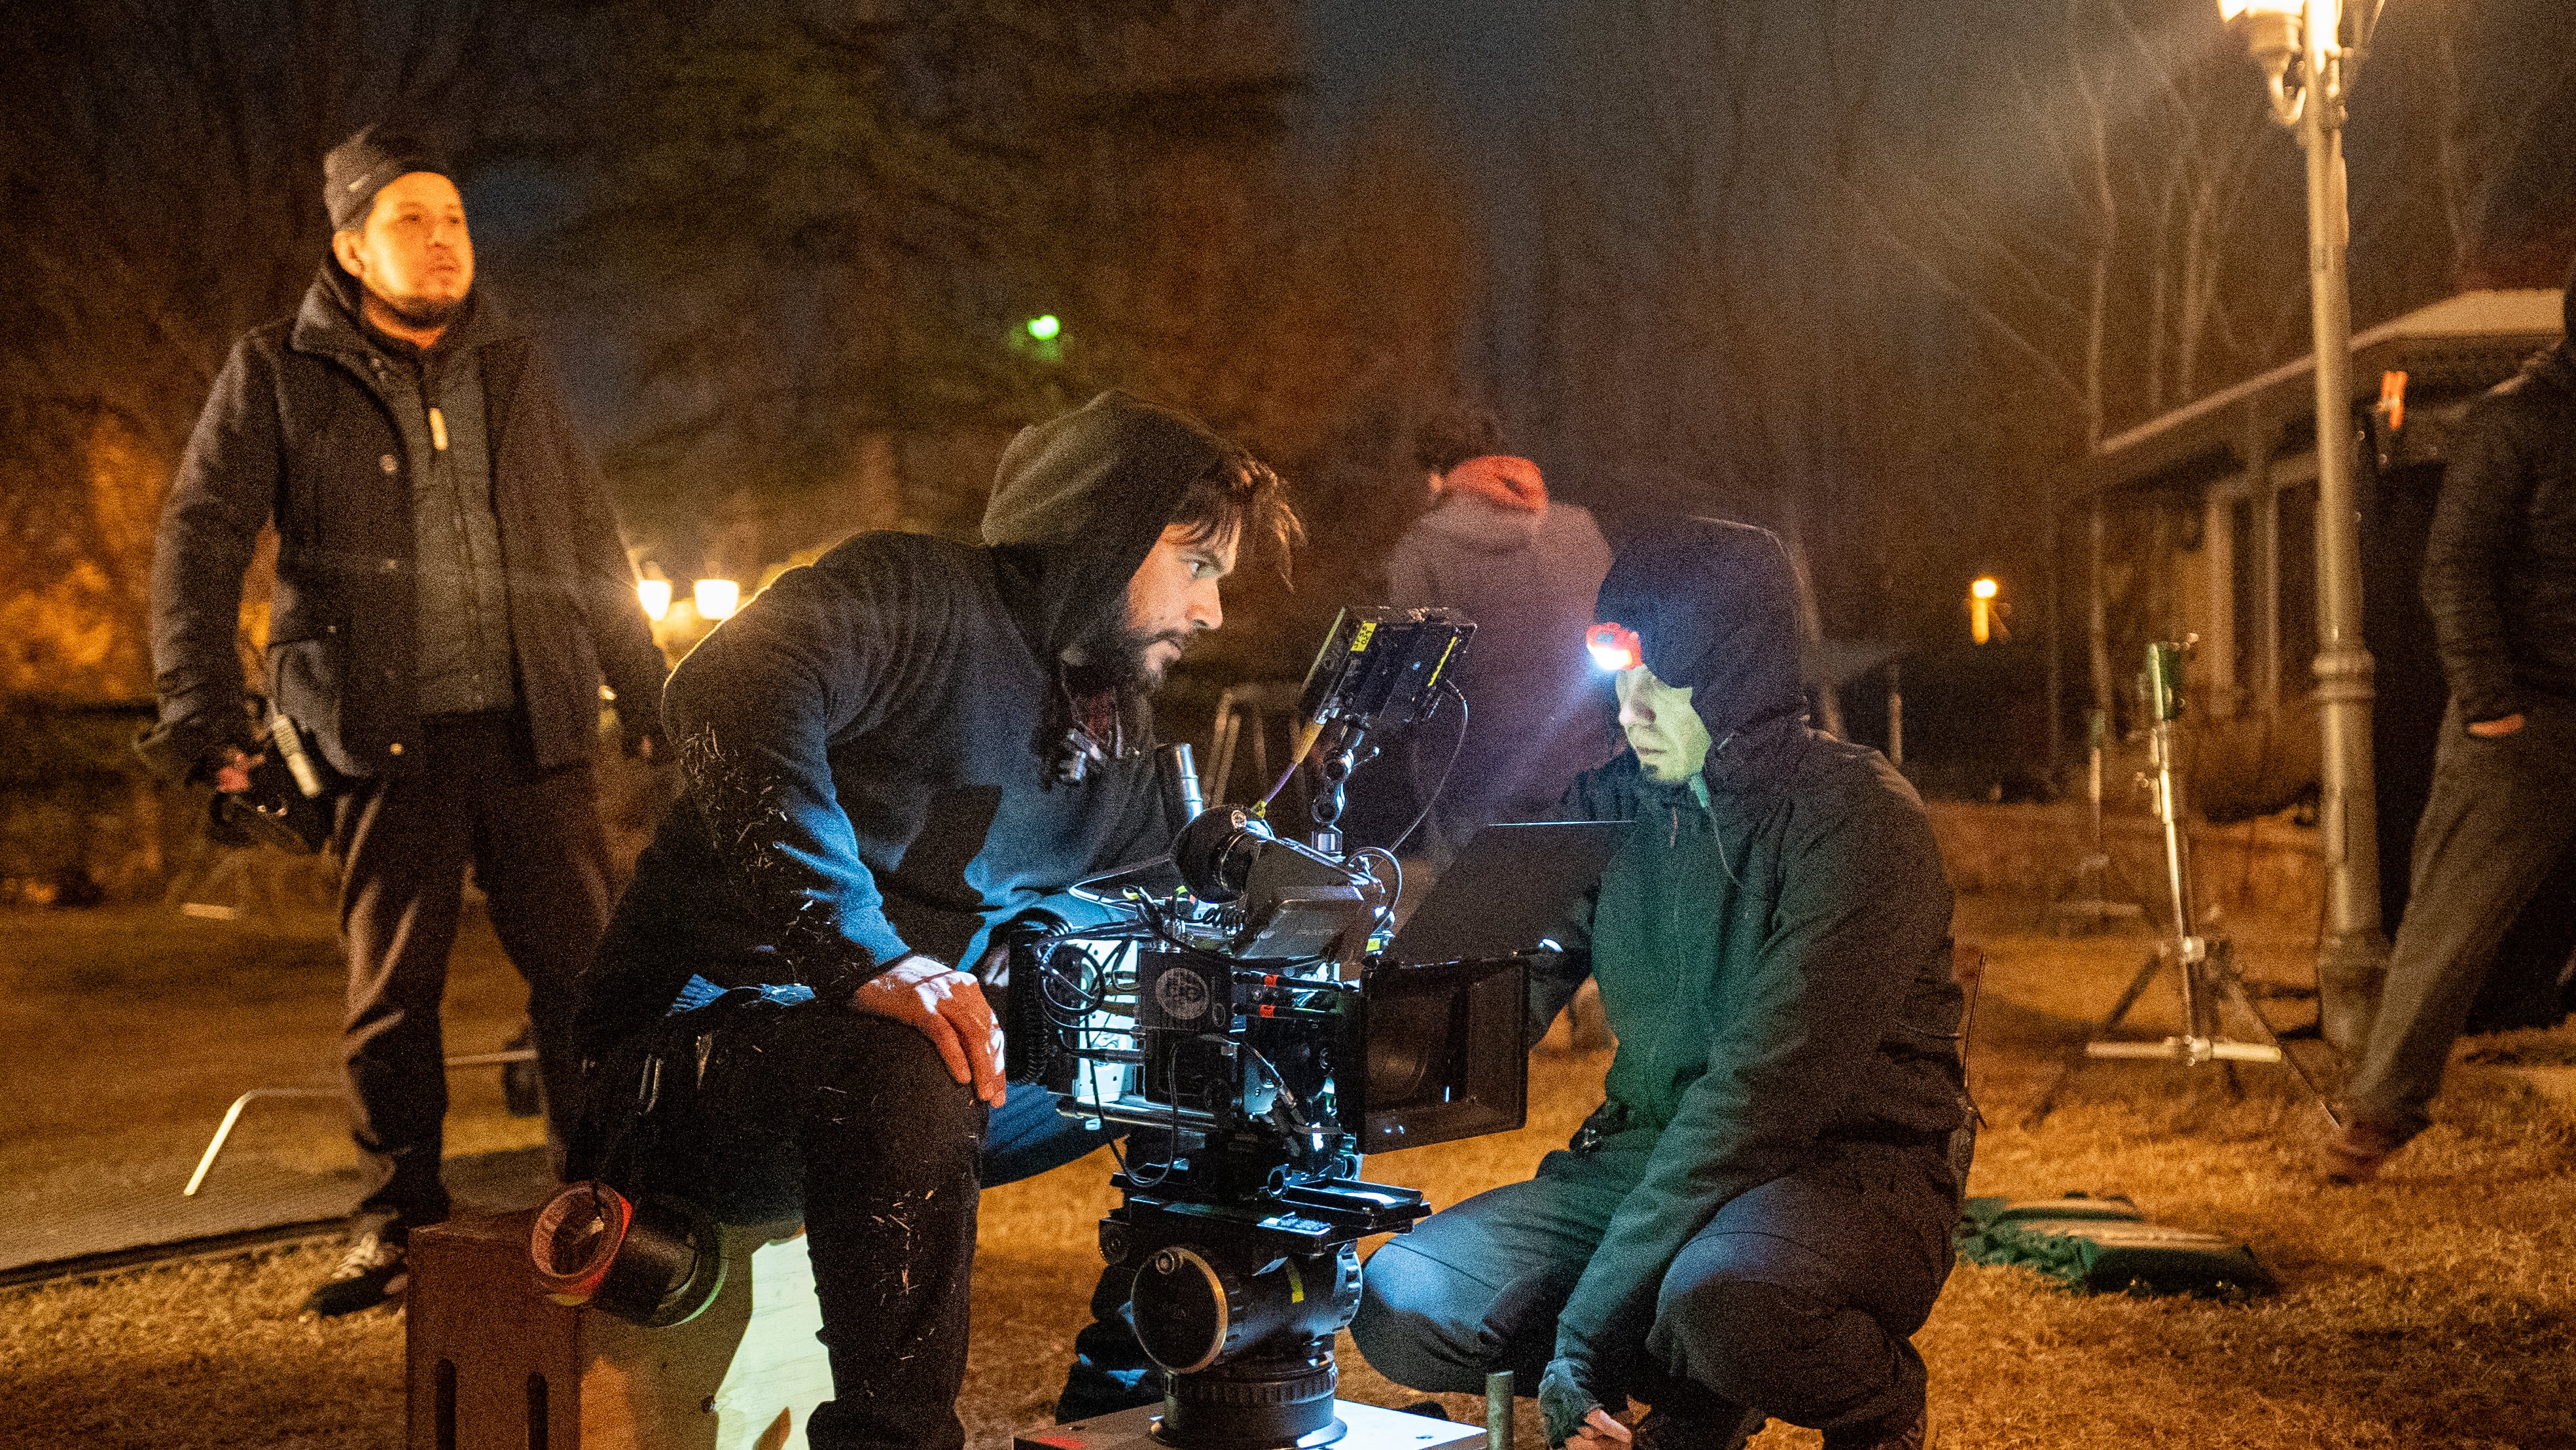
[1586,621,1642,673]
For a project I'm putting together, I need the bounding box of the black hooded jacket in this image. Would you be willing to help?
[147,263,667,778]
[575,391,1223,1054]
[1533,518,1964,1387]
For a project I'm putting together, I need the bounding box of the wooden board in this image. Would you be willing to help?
[408,1211,832,1450]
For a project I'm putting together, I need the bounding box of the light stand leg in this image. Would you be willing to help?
[2024,946,2166,1127]
[2208,945,2344,1127]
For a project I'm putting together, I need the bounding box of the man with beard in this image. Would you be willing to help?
[569,391,1299,1450]
[1351,520,1965,1450]
[143,125,669,1317]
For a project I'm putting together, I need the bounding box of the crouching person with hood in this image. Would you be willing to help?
[569,392,1299,1450]
[1350,519,1967,1450]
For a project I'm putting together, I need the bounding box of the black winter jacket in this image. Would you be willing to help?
[147,264,666,778]
[1535,518,1963,1392]
[574,391,1225,1055]
[2425,343,2576,724]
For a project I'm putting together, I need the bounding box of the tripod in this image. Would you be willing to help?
[2026,643,2336,1128]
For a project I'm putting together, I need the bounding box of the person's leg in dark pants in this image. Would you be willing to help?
[973,1082,1164,1422]
[1646,1142,1956,1445]
[792,1016,988,1450]
[1351,1146,1643,1395]
[335,728,478,1241]
[2346,698,2576,1158]
[463,714,613,1174]
[643,1006,990,1450]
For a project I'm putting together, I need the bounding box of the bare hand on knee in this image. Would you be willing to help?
[850,956,1007,1107]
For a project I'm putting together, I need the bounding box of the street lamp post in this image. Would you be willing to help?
[2220,0,2389,1057]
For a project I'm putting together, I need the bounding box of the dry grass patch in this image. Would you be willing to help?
[7,893,2575,1447]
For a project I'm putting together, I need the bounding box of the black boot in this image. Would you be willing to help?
[1055,1258,1165,1422]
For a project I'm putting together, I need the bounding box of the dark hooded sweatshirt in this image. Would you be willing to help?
[1531,518,1963,1388]
[575,391,1223,1055]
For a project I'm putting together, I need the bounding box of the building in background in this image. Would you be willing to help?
[2081,286,2571,1030]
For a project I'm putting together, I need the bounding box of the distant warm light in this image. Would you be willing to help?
[1969,580,1997,646]
[1586,622,1641,673]
[637,578,671,621]
[694,578,740,620]
[2217,0,2302,18]
[1026,314,1062,340]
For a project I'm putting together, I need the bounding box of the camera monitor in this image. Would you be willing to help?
[1385,821,1624,966]
[1295,605,1473,739]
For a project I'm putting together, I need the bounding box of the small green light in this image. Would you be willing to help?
[1026,314,1062,341]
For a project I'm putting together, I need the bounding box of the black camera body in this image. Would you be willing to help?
[1007,841,1530,1447]
[1004,609,1545,1449]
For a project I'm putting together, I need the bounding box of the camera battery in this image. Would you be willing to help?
[1137,949,1243,1114]
[1138,949,1233,1033]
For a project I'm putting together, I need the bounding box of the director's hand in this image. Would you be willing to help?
[2467,713,2525,738]
[850,956,1007,1108]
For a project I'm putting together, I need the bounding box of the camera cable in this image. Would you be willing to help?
[1388,682,1470,857]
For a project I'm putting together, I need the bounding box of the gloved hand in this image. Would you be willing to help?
[1538,1358,1606,1447]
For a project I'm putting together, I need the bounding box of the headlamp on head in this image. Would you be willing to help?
[1586,622,1642,673]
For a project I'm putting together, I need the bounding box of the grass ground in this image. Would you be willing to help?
[3,894,2573,1449]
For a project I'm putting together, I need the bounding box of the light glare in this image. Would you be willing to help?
[637,578,671,621]
[694,578,741,620]
[1589,641,1637,673]
[1971,576,1999,600]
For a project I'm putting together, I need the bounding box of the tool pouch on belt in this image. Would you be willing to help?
[566,976,818,1218]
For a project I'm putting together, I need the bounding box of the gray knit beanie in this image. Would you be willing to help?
[323,124,452,231]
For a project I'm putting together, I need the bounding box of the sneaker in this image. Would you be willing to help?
[2321,1114,2406,1186]
[300,1231,409,1318]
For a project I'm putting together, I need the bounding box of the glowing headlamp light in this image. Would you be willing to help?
[1586,622,1642,673]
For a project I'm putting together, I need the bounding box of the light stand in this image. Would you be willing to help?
[2026,643,2336,1127]
[2218,0,2391,1057]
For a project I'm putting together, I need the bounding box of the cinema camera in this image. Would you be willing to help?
[998,606,1533,1450]
[530,609,1530,1450]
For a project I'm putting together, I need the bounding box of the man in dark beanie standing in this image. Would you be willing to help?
[1353,519,1965,1450]
[2326,261,2576,1184]
[143,124,669,1316]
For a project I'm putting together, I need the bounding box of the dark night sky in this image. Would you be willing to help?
[1304,0,1567,401]
[1303,0,2574,413]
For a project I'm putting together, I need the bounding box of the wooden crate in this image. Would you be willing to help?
[406,1211,833,1450]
